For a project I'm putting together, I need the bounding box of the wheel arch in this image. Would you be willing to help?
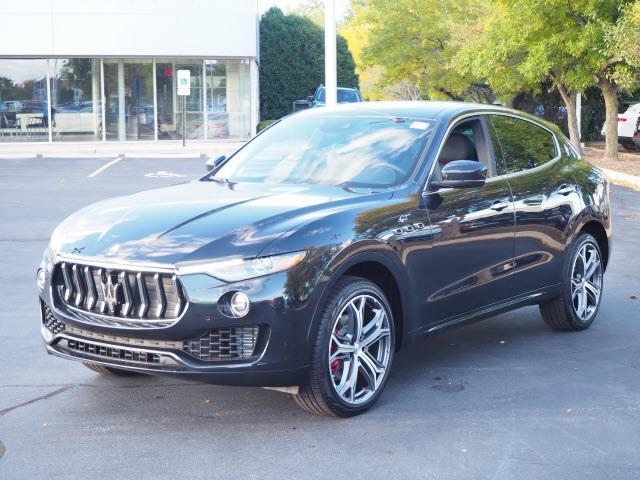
[306,246,412,354]
[579,220,610,271]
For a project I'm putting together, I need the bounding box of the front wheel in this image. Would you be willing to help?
[539,233,604,331]
[294,277,396,417]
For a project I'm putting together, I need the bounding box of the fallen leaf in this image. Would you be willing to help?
[499,340,507,344]
[630,295,638,300]
[204,399,212,404]
[566,408,572,413]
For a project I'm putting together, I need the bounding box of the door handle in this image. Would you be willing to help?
[490,200,511,211]
[556,184,576,196]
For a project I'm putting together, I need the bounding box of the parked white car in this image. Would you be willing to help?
[601,102,640,151]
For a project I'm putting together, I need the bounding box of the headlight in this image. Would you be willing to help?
[36,268,46,292]
[176,251,306,283]
[37,245,55,292]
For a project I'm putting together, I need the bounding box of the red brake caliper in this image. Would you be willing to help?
[330,331,341,375]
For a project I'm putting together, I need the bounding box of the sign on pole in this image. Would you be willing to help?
[177,70,191,96]
[177,70,190,146]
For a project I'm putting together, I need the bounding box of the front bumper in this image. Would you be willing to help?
[39,268,314,387]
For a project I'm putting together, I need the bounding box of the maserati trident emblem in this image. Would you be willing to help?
[101,273,121,313]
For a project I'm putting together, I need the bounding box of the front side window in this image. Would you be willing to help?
[490,115,557,174]
[213,113,435,188]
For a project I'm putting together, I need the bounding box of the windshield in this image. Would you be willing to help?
[213,112,435,188]
[316,88,360,103]
[338,90,359,103]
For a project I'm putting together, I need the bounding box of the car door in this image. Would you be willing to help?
[417,115,516,326]
[488,114,581,295]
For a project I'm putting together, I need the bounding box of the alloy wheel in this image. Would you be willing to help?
[328,294,392,406]
[571,241,603,322]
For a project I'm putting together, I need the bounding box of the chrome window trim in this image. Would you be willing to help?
[423,110,562,191]
[564,139,583,160]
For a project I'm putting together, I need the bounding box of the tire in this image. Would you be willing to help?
[294,276,396,417]
[621,142,639,153]
[539,233,604,331]
[83,362,143,377]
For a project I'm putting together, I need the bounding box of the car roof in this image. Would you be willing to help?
[317,86,358,91]
[293,100,562,133]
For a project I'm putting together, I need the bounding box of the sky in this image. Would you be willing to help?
[258,0,352,20]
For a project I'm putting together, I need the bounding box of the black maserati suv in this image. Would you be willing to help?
[37,102,611,416]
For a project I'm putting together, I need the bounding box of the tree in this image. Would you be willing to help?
[345,0,490,101]
[259,7,359,120]
[291,0,355,28]
[610,1,640,67]
[456,0,640,160]
[454,1,588,154]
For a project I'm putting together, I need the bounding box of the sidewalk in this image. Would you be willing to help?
[583,147,640,190]
[0,140,246,159]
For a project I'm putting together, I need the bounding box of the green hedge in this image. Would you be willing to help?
[259,7,359,121]
[257,119,277,132]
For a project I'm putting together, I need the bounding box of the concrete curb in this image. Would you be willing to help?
[0,141,245,160]
[0,153,212,160]
[601,168,640,191]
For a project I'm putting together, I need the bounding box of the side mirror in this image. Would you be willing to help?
[430,160,486,189]
[307,96,314,103]
[206,154,226,172]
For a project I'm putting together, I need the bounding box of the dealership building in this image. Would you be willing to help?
[0,1,259,144]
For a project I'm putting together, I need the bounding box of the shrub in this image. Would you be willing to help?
[259,7,359,121]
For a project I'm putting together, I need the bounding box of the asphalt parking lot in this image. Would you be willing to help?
[1,155,639,479]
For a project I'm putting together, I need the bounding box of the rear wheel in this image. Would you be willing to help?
[539,233,604,331]
[83,362,143,377]
[294,277,395,417]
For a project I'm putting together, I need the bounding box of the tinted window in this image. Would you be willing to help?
[214,113,435,188]
[563,141,581,159]
[337,90,359,103]
[490,115,557,174]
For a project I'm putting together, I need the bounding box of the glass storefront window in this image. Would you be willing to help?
[1,57,253,143]
[104,59,154,141]
[49,58,102,142]
[206,59,251,139]
[156,60,203,140]
[0,59,49,142]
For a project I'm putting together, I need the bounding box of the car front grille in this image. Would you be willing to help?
[53,261,186,326]
[42,303,261,363]
[183,326,260,361]
[42,303,65,334]
[66,339,163,364]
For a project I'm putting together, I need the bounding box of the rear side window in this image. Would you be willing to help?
[563,141,581,159]
[490,115,557,174]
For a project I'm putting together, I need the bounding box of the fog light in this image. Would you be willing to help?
[36,268,46,292]
[230,292,250,317]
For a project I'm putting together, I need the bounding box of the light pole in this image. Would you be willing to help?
[324,0,337,106]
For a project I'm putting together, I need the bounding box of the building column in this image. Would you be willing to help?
[117,60,126,141]
[91,59,100,138]
[250,58,259,137]
[226,61,240,137]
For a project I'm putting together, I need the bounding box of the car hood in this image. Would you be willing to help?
[51,180,387,265]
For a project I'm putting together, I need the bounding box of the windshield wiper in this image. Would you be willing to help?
[208,176,231,184]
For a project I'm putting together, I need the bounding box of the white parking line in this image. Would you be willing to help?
[88,156,123,177]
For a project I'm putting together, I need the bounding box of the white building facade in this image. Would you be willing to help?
[0,0,259,143]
